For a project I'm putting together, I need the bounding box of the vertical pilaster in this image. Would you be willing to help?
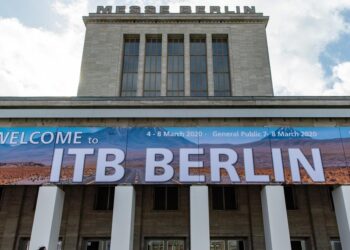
[228,34,236,96]
[190,185,210,250]
[29,186,65,250]
[137,33,146,96]
[0,187,25,250]
[306,187,329,250]
[62,186,84,249]
[261,186,291,250]
[206,34,214,96]
[184,33,191,96]
[110,185,136,250]
[115,34,124,96]
[332,185,350,250]
[161,34,168,96]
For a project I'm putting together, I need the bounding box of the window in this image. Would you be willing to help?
[211,186,237,210]
[167,36,184,96]
[190,36,208,96]
[210,239,246,250]
[146,239,185,250]
[291,239,308,250]
[284,186,298,210]
[153,186,178,210]
[121,36,140,96]
[144,36,162,96]
[330,239,342,250]
[94,186,114,210]
[212,36,231,96]
[18,238,63,250]
[84,238,111,250]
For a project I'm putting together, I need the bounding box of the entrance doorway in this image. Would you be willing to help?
[210,239,246,250]
[146,239,185,250]
[83,239,110,250]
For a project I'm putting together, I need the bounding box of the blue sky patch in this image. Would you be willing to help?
[319,10,350,78]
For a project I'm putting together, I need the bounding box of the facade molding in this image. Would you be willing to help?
[0,108,350,118]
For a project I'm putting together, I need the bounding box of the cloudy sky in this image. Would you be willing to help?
[0,0,350,96]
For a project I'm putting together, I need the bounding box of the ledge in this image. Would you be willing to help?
[0,97,349,118]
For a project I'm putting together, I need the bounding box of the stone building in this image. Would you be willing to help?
[0,5,349,250]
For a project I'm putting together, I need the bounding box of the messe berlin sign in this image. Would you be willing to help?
[0,127,349,185]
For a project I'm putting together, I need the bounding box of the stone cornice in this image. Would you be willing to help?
[0,96,350,109]
[83,14,269,26]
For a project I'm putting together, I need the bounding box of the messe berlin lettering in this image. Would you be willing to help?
[0,127,349,185]
[95,5,256,15]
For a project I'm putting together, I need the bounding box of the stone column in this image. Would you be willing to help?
[29,186,65,250]
[184,33,191,96]
[332,185,350,250]
[190,185,210,250]
[137,33,146,96]
[161,33,168,96]
[206,34,214,96]
[110,185,136,250]
[261,186,291,250]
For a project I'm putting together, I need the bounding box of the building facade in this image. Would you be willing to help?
[0,5,349,250]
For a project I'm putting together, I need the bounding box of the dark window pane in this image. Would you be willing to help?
[167,187,178,210]
[144,37,161,96]
[291,241,303,250]
[212,186,224,210]
[224,186,237,210]
[154,186,179,210]
[108,187,115,210]
[154,186,166,210]
[94,186,114,210]
[167,37,184,96]
[121,37,140,96]
[284,186,298,210]
[239,240,245,250]
[190,37,207,96]
[329,186,335,211]
[87,241,100,250]
[212,37,231,96]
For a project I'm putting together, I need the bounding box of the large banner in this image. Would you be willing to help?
[0,127,349,185]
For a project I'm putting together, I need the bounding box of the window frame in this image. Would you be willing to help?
[210,237,247,250]
[167,35,185,96]
[190,35,208,97]
[153,186,179,211]
[290,238,310,250]
[94,186,115,211]
[210,186,238,211]
[83,237,111,250]
[120,35,140,97]
[144,35,162,97]
[212,35,231,96]
[330,239,342,250]
[145,237,186,250]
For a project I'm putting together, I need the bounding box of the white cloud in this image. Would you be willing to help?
[0,0,87,96]
[324,62,350,95]
[0,0,350,96]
